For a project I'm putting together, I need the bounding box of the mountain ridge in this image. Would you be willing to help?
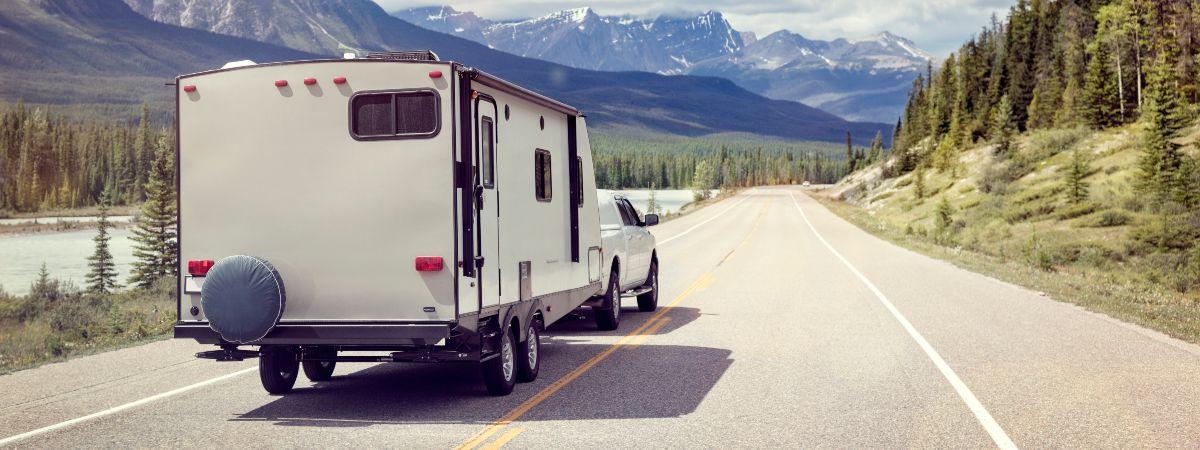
[393,5,931,123]
[119,0,889,143]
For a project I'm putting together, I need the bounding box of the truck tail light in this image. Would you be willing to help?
[188,259,215,276]
[415,256,444,272]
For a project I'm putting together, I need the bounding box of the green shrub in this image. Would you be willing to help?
[1004,200,1058,223]
[1021,233,1059,271]
[1079,209,1132,227]
[1025,127,1090,161]
[1131,211,1200,252]
[1055,201,1098,220]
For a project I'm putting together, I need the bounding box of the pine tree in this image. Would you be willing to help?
[991,95,1017,156]
[867,131,883,164]
[914,166,927,200]
[128,135,178,288]
[1083,42,1122,128]
[934,197,955,233]
[1064,149,1091,205]
[691,160,715,201]
[646,183,662,214]
[1137,59,1188,204]
[87,189,119,293]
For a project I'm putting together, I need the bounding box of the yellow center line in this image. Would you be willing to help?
[479,427,525,450]
[455,201,770,450]
[628,316,673,347]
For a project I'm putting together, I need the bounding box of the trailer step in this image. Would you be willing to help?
[196,348,260,361]
[623,286,653,297]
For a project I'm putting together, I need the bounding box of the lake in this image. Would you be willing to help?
[616,189,715,215]
[0,189,707,295]
[0,228,137,295]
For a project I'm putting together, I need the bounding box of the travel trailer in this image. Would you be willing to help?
[173,51,629,396]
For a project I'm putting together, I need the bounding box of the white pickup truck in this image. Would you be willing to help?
[585,190,660,330]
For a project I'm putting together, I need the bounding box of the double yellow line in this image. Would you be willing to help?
[457,201,769,450]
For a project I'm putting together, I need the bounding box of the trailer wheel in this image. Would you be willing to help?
[302,348,337,382]
[516,320,542,382]
[595,271,621,331]
[259,347,299,395]
[482,327,517,395]
[637,260,659,312]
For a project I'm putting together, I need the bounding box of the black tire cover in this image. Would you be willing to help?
[201,255,286,343]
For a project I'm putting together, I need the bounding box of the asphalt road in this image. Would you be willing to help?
[4,187,1200,448]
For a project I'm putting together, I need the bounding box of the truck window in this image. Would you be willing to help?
[350,90,439,140]
[621,199,643,224]
[616,199,637,226]
[481,118,494,187]
[535,149,552,202]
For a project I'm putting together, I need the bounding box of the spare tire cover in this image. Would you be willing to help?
[201,255,286,343]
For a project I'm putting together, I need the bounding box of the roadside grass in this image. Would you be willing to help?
[820,123,1200,344]
[0,276,175,374]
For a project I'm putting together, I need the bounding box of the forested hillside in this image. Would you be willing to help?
[0,103,171,214]
[829,0,1200,341]
[892,0,1198,203]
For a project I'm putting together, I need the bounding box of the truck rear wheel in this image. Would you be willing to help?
[516,320,541,382]
[482,327,517,395]
[259,347,299,395]
[595,271,621,331]
[302,347,337,382]
[637,260,659,312]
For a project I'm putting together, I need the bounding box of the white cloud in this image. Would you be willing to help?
[374,0,1014,56]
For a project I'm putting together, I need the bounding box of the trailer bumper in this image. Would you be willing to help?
[175,322,453,346]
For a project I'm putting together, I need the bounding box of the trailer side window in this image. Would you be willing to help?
[480,118,494,188]
[575,156,583,208]
[350,90,440,140]
[535,149,552,202]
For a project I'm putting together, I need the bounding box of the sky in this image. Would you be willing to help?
[374,0,1016,57]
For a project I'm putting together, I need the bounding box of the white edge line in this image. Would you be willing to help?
[659,191,752,245]
[0,366,257,447]
[788,191,1017,450]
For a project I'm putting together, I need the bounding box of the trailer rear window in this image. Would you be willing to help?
[535,149,552,202]
[350,90,440,140]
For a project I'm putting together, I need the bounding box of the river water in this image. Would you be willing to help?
[0,190,705,295]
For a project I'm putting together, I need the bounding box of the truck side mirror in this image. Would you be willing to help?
[642,214,659,227]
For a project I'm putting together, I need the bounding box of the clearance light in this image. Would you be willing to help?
[274,80,288,87]
[188,259,215,276]
[415,256,444,272]
[428,70,443,79]
[303,77,317,85]
[333,76,347,84]
[183,85,197,93]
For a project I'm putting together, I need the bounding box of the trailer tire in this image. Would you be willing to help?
[482,327,517,396]
[637,259,659,312]
[515,320,541,382]
[595,270,621,331]
[302,348,337,382]
[259,347,299,395]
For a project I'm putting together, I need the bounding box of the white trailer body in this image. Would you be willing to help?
[174,53,604,395]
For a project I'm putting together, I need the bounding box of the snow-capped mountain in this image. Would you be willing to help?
[395,6,744,74]
[394,6,931,122]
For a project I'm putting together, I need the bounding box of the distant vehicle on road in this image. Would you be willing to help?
[174,51,611,396]
[583,191,660,330]
[803,180,812,186]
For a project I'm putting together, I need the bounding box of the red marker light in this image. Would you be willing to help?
[303,77,317,85]
[414,256,444,272]
[188,259,215,276]
[428,70,443,79]
[274,79,288,87]
[182,85,197,93]
[333,76,347,84]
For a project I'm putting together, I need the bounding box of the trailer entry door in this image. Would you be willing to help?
[476,99,501,308]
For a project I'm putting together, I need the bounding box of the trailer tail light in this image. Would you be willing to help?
[428,70,443,79]
[303,77,317,85]
[183,85,197,93]
[274,79,288,87]
[188,259,215,276]
[333,76,347,85]
[415,256,444,272]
